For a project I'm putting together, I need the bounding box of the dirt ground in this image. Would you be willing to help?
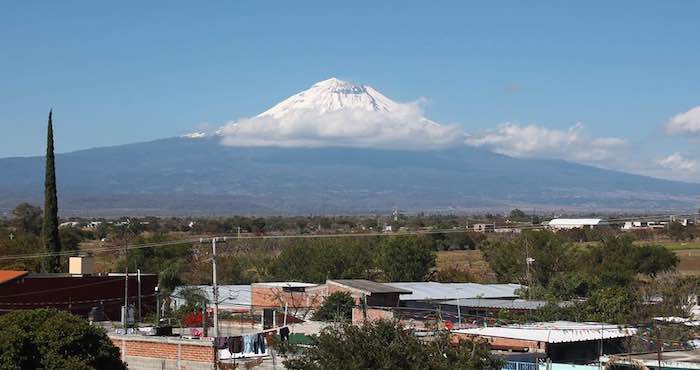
[675,249,700,275]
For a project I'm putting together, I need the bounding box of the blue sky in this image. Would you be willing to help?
[2,1,700,180]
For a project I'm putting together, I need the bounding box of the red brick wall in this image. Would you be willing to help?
[110,336,215,363]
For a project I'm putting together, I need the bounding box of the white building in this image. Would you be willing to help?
[547,218,608,230]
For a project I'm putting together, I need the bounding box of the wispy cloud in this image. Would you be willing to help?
[465,122,626,163]
[656,153,697,172]
[665,106,700,136]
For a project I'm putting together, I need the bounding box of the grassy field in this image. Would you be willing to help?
[646,241,700,251]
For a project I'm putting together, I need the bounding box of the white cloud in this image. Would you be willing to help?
[465,122,626,162]
[665,106,700,136]
[656,153,697,172]
[219,103,464,150]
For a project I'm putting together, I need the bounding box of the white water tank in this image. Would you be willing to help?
[69,255,95,275]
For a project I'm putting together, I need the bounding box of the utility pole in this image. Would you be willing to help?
[212,237,219,338]
[123,222,129,333]
[200,237,225,338]
[525,236,534,300]
[655,322,662,370]
[137,268,142,323]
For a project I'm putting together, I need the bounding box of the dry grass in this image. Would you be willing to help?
[435,250,497,283]
[674,249,700,276]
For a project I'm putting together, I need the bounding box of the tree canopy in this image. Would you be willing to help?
[283,320,501,370]
[313,291,355,322]
[0,309,125,370]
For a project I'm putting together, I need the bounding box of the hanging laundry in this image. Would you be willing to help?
[243,334,254,353]
[253,334,260,354]
[227,336,243,353]
[214,337,228,349]
[258,333,266,353]
[279,327,290,342]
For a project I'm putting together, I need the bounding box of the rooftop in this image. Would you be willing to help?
[328,279,412,295]
[172,285,251,310]
[385,282,522,301]
[603,350,700,369]
[252,282,318,288]
[454,321,637,343]
[442,298,549,310]
[547,218,606,226]
[0,270,27,284]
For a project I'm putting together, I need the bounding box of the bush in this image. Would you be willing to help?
[0,309,125,370]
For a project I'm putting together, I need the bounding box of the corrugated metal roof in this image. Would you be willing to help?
[442,298,548,310]
[386,282,522,301]
[547,218,606,226]
[0,270,27,284]
[172,285,251,310]
[328,280,412,295]
[252,282,318,288]
[454,321,636,343]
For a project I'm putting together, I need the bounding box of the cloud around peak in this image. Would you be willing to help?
[220,101,465,150]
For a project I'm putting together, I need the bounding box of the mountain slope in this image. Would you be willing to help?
[0,136,698,215]
[2,77,698,215]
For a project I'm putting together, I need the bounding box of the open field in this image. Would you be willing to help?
[435,250,497,283]
[673,249,700,276]
[649,241,700,251]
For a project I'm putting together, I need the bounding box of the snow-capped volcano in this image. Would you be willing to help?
[257,77,401,119]
[213,77,461,150]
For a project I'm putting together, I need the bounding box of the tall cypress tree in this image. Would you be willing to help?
[43,109,62,272]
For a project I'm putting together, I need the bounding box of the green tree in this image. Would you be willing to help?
[313,291,355,322]
[376,236,435,281]
[585,286,643,324]
[482,231,574,287]
[42,110,62,273]
[584,236,639,288]
[10,203,43,235]
[0,309,125,370]
[509,208,528,222]
[270,238,375,283]
[632,245,679,277]
[283,320,501,370]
